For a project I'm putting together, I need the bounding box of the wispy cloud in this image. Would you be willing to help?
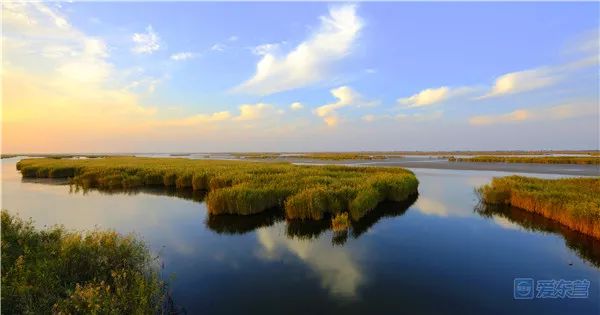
[161,111,232,127]
[290,102,304,110]
[3,2,159,152]
[210,43,226,52]
[233,4,363,95]
[477,67,558,99]
[160,103,281,127]
[252,43,281,56]
[469,102,597,125]
[170,52,196,61]
[132,25,160,54]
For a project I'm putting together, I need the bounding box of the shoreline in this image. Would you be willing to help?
[285,158,599,177]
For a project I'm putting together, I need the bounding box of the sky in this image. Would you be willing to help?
[2,1,599,153]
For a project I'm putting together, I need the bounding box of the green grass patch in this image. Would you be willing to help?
[17,157,418,221]
[1,210,167,314]
[477,176,600,238]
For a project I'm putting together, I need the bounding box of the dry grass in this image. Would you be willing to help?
[477,176,600,238]
[17,157,418,221]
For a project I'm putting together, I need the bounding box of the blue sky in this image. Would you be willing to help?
[2,2,599,152]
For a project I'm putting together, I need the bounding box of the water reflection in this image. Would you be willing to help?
[65,182,418,246]
[476,204,600,267]
[207,208,284,234]
[208,195,417,245]
[68,185,207,203]
[256,226,364,298]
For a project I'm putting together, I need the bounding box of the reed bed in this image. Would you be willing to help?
[16,157,418,221]
[477,176,600,238]
[450,155,600,165]
[1,211,166,314]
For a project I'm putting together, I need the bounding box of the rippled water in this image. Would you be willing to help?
[2,158,598,314]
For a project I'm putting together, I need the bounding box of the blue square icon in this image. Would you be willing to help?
[514,278,534,299]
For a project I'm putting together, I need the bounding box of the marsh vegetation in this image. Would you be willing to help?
[233,152,392,160]
[1,211,167,314]
[477,176,600,238]
[17,157,419,221]
[450,155,600,165]
[232,150,599,160]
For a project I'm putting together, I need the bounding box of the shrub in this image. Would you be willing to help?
[1,211,166,314]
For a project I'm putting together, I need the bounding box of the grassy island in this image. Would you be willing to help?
[16,157,418,221]
[1,211,166,314]
[450,155,600,165]
[477,176,600,238]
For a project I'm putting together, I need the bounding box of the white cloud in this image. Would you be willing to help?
[567,29,599,55]
[126,76,163,93]
[478,68,557,99]
[228,35,239,42]
[170,52,196,61]
[155,102,282,128]
[398,87,449,107]
[2,2,161,152]
[398,86,476,107]
[234,4,363,95]
[234,103,277,121]
[132,25,160,54]
[211,43,225,52]
[415,197,448,217]
[161,111,232,127]
[313,86,375,126]
[290,102,304,110]
[469,102,597,125]
[493,216,521,231]
[257,227,363,298]
[252,43,280,56]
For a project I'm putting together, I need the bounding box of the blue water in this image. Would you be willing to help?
[2,158,598,314]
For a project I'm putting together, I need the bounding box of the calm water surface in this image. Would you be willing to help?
[2,158,599,314]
